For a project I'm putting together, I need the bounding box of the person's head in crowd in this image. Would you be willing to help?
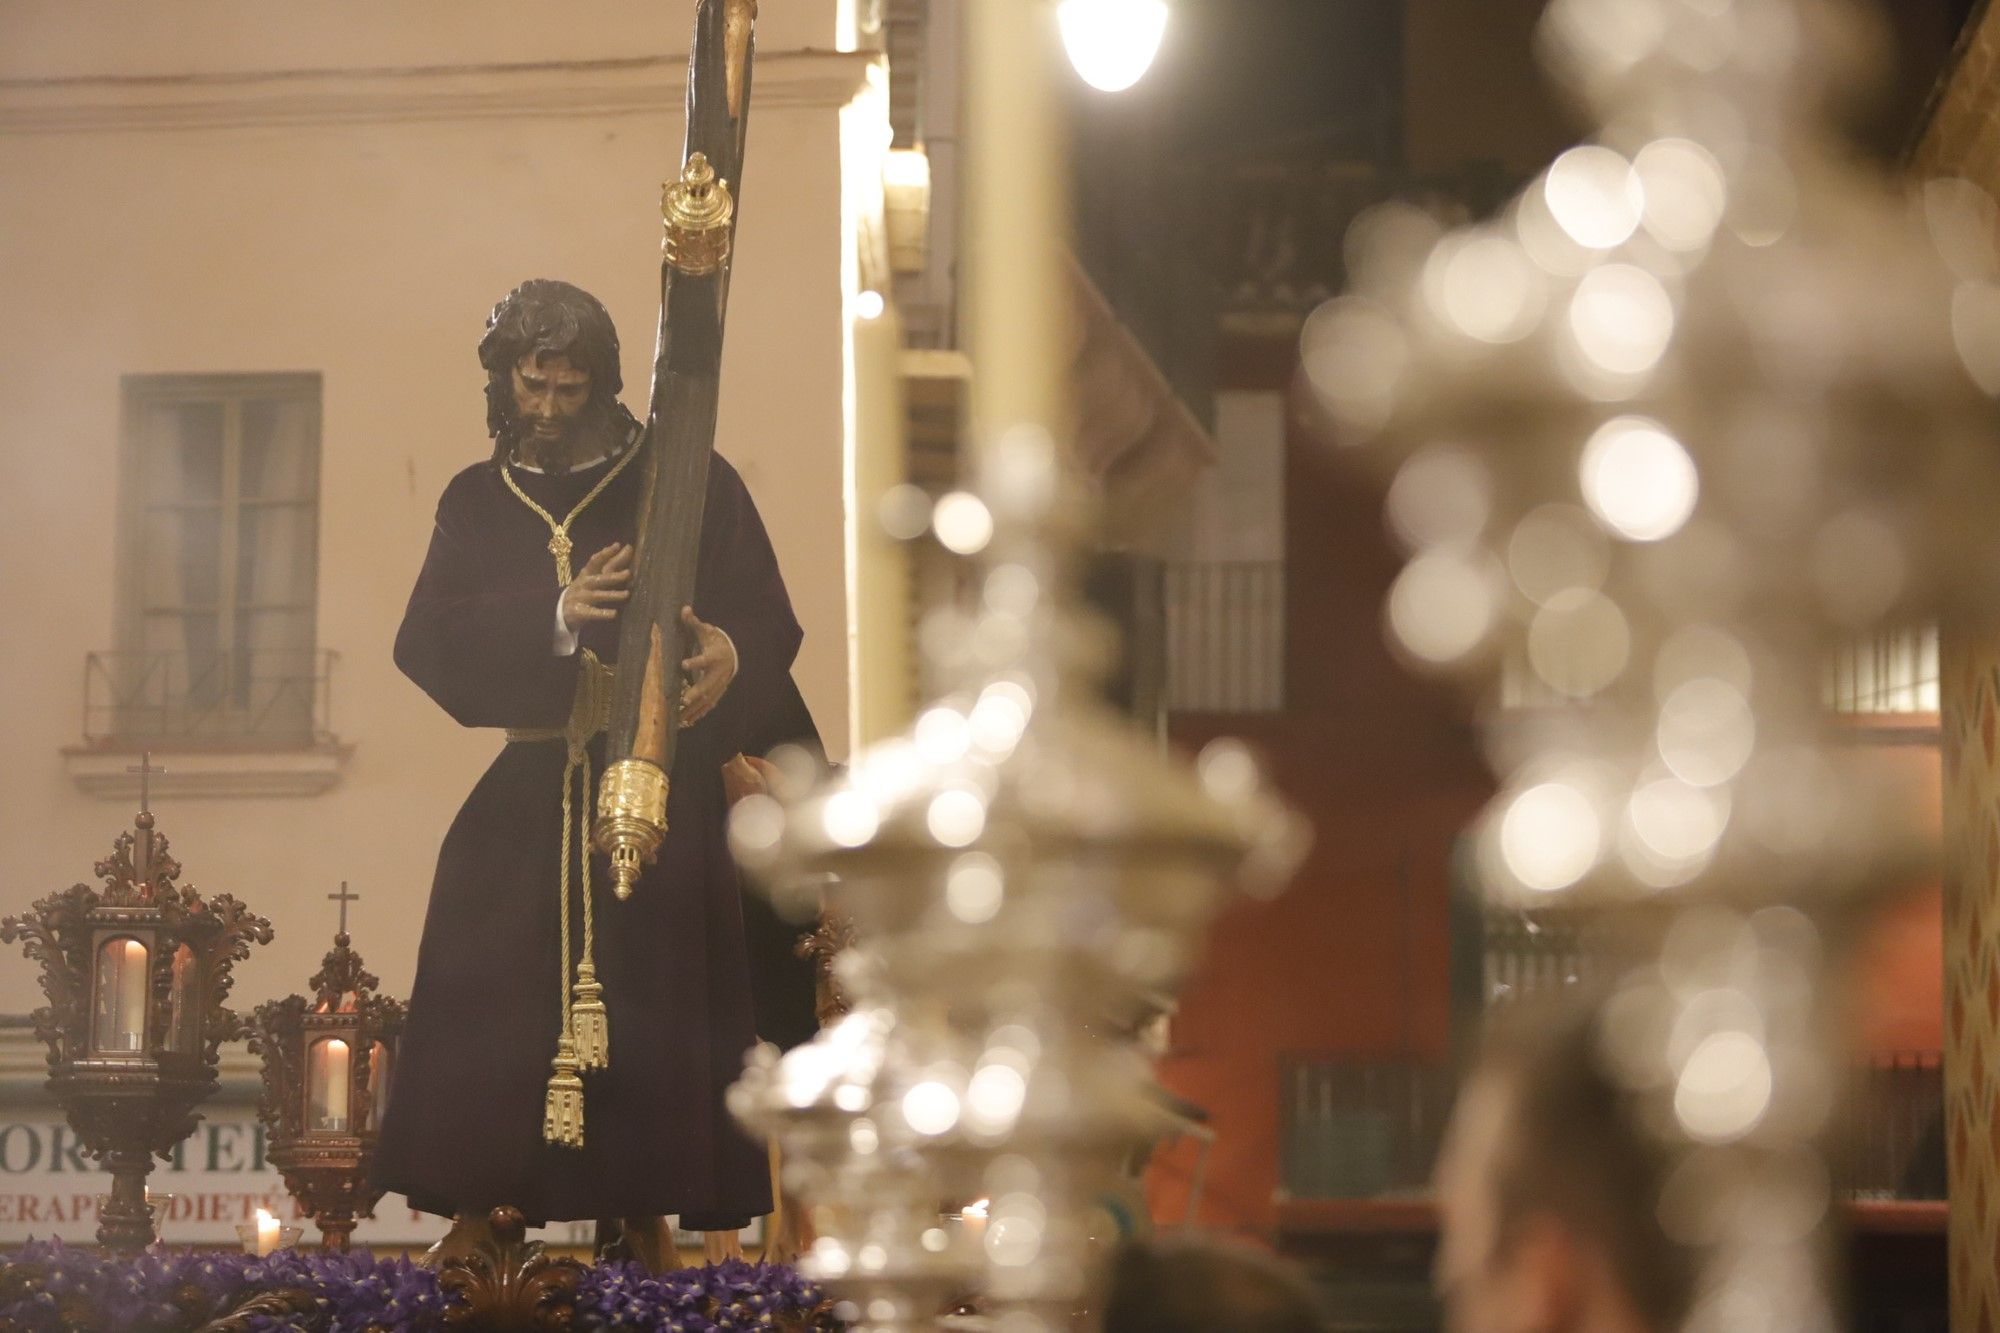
[1433,999,1696,1333]
[1102,1232,1330,1333]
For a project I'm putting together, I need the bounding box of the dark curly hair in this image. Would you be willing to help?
[477,279,641,463]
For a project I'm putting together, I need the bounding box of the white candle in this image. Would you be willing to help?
[312,1038,352,1131]
[367,1041,393,1130]
[255,1207,280,1256]
[960,1197,990,1243]
[94,938,149,1052]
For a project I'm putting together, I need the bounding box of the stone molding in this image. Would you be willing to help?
[62,744,352,800]
[0,48,878,135]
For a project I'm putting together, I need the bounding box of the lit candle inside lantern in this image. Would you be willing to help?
[960,1196,990,1243]
[255,1207,280,1256]
[367,1040,393,1130]
[309,1038,352,1132]
[92,938,149,1052]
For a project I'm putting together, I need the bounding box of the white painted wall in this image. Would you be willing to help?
[0,6,877,1019]
[0,2,855,80]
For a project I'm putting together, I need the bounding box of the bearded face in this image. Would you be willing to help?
[480,280,631,469]
[499,350,619,471]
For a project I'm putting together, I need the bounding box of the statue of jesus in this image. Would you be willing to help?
[375,278,797,1266]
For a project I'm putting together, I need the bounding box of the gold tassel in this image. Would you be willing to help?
[539,651,614,1150]
[571,744,611,1072]
[543,1037,586,1148]
[570,961,610,1069]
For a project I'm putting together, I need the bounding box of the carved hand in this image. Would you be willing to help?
[680,605,737,726]
[722,751,779,805]
[560,543,633,631]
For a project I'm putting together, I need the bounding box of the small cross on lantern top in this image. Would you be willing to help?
[124,751,169,883]
[125,751,165,815]
[328,882,360,940]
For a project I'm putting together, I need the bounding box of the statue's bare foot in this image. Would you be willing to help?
[417,1210,495,1268]
[597,1215,671,1272]
[763,1197,814,1266]
[702,1227,745,1265]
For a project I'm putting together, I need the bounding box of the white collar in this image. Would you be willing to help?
[509,452,613,477]
[507,420,640,475]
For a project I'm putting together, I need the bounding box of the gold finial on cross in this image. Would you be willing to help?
[328,881,360,938]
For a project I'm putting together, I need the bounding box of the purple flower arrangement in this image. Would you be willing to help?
[0,1243,841,1331]
[574,1257,838,1331]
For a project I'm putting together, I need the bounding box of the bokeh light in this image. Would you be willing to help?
[1527,587,1632,697]
[1507,503,1611,604]
[1673,1030,1774,1143]
[1423,233,1547,342]
[1499,782,1602,891]
[1634,137,1728,252]
[1387,447,1493,551]
[1566,263,1676,381]
[1580,416,1700,541]
[1656,676,1756,787]
[933,491,995,555]
[1387,549,1501,665]
[1544,146,1645,250]
[902,1080,962,1137]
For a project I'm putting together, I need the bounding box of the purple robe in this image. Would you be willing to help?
[375,447,796,1226]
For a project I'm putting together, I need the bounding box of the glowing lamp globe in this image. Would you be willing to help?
[1058,0,1168,94]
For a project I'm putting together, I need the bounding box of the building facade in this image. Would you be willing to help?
[0,1,883,1040]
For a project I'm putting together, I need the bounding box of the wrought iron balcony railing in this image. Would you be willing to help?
[1502,626,1940,717]
[1834,1051,1944,1199]
[1277,1050,1943,1202]
[1278,1055,1455,1200]
[1166,559,1285,714]
[81,649,338,746]
[1824,625,1939,715]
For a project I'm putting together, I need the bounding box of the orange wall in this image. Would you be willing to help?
[1149,378,1492,1236]
[1856,881,1946,1054]
[1848,739,1946,1055]
[1140,0,1957,1237]
[1148,362,1945,1238]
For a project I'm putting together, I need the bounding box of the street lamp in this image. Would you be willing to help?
[1058,0,1169,93]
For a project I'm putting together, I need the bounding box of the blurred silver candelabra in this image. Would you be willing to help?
[731,422,1302,1333]
[1307,0,2000,1327]
[728,6,1304,1332]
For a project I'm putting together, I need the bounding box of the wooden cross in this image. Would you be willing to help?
[125,751,165,814]
[328,881,360,937]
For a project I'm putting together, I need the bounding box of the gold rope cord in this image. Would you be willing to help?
[500,444,642,585]
[570,742,610,1069]
[528,651,616,1147]
[497,450,630,1149]
[543,742,587,1147]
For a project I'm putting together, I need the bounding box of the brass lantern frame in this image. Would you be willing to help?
[248,930,406,1250]
[0,807,273,1252]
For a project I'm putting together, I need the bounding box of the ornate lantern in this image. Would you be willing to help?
[249,889,406,1251]
[0,782,274,1252]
